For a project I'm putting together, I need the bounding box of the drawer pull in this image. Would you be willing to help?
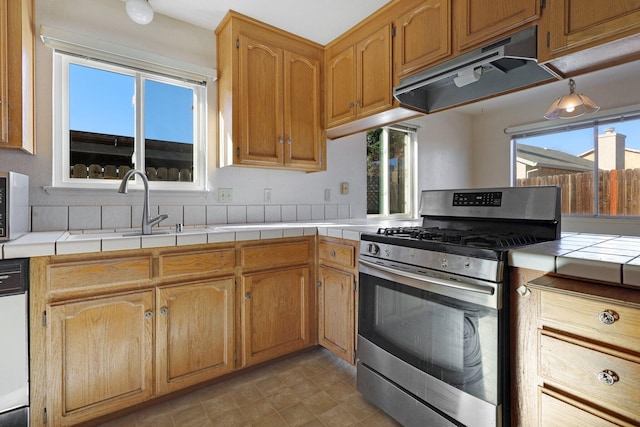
[598,309,619,325]
[597,369,619,386]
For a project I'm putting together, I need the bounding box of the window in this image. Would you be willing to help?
[46,30,213,191]
[512,108,640,216]
[367,125,417,218]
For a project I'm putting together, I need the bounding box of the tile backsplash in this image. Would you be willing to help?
[30,204,352,232]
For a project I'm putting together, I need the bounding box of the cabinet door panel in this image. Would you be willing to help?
[48,291,154,425]
[318,266,355,364]
[239,35,283,165]
[357,25,392,118]
[547,0,640,54]
[157,279,235,394]
[284,51,322,169]
[456,0,538,50]
[539,388,625,427]
[241,266,311,366]
[326,46,357,127]
[394,0,451,78]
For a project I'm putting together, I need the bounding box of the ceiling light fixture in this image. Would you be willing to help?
[544,78,600,120]
[126,0,154,25]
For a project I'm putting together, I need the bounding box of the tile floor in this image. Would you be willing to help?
[99,347,402,427]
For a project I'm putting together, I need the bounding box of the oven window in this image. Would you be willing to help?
[359,272,500,405]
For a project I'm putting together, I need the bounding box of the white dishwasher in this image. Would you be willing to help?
[0,258,29,426]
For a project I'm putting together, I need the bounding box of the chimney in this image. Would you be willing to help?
[597,127,626,170]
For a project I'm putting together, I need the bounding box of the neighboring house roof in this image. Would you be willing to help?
[516,143,594,172]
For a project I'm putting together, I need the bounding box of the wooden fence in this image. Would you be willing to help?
[518,168,640,215]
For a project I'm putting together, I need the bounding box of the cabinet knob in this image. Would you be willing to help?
[144,311,153,319]
[329,250,336,257]
[598,309,619,325]
[287,138,292,145]
[316,281,322,287]
[279,137,284,143]
[597,369,619,386]
[160,307,168,316]
[245,292,252,300]
[355,100,361,107]
[516,285,531,298]
[349,103,354,109]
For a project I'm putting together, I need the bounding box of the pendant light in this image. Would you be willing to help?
[126,0,154,25]
[544,78,600,120]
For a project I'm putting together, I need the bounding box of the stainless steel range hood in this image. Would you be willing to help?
[393,26,558,113]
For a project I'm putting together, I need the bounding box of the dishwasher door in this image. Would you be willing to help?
[0,258,29,426]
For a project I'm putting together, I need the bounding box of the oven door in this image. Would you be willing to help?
[357,259,507,427]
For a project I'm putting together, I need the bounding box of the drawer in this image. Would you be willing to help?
[539,329,640,424]
[240,240,311,270]
[539,290,640,353]
[318,240,355,268]
[47,256,153,293]
[160,248,235,277]
[539,387,631,427]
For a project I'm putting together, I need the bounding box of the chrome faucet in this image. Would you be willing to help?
[118,169,168,235]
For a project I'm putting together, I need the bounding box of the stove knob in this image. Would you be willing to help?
[367,243,380,255]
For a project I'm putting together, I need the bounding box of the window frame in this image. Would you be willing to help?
[367,125,419,219]
[509,104,640,218]
[52,52,208,192]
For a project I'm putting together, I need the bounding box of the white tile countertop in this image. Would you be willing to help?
[0,219,420,259]
[509,232,640,286]
[7,223,640,287]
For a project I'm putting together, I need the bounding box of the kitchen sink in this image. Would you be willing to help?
[62,227,209,241]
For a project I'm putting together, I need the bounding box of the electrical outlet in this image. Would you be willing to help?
[340,182,349,195]
[218,188,233,203]
[264,188,272,203]
[324,188,331,201]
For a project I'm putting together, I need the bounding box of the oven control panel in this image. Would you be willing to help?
[452,191,502,207]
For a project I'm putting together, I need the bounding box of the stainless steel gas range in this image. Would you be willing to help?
[357,186,561,427]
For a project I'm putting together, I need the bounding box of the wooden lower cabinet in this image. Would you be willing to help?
[510,268,640,426]
[47,291,154,426]
[240,266,312,366]
[316,237,358,364]
[156,278,235,394]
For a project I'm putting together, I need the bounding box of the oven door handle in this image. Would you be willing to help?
[359,259,495,295]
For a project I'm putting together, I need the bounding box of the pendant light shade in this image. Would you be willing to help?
[126,0,154,25]
[544,78,599,120]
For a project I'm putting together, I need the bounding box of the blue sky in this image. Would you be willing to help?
[519,119,640,156]
[69,64,193,144]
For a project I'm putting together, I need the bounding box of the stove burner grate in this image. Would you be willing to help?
[376,226,539,248]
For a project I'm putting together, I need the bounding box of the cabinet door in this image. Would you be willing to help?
[318,266,355,364]
[241,266,311,366]
[48,291,154,426]
[0,0,34,153]
[0,0,7,144]
[326,45,357,127]
[156,278,235,394]
[283,50,323,170]
[356,25,393,118]
[455,0,539,51]
[394,0,452,79]
[238,34,283,166]
[545,0,640,56]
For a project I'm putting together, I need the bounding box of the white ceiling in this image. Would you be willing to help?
[148,0,390,45]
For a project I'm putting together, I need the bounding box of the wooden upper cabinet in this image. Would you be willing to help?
[539,0,640,70]
[283,50,323,169]
[216,12,325,171]
[454,0,539,51]
[239,35,284,166]
[326,24,392,128]
[393,0,452,80]
[357,25,393,119]
[47,291,154,426]
[0,0,34,153]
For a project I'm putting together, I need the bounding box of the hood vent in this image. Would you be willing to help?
[393,26,558,113]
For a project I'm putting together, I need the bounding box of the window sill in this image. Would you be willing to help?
[43,185,211,197]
